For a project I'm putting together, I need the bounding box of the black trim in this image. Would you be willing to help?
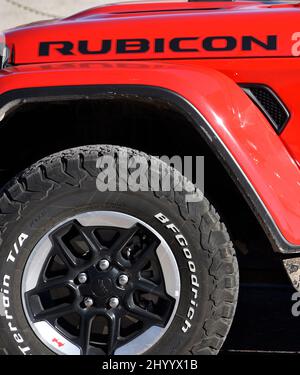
[0,84,298,253]
[240,84,290,134]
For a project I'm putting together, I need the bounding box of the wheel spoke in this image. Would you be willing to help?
[78,314,94,355]
[131,240,160,272]
[27,275,74,297]
[110,225,140,257]
[110,225,141,267]
[34,303,74,321]
[53,238,80,269]
[135,278,166,298]
[127,304,163,325]
[73,221,104,254]
[107,312,121,355]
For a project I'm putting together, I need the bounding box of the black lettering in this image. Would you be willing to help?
[154,38,165,53]
[38,35,277,58]
[242,35,277,51]
[78,40,111,54]
[39,41,74,56]
[170,37,199,52]
[202,36,236,51]
[116,39,150,53]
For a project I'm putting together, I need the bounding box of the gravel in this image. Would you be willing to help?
[0,0,118,30]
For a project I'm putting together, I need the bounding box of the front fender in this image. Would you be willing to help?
[0,61,299,252]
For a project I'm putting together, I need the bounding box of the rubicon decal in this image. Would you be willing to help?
[39,35,277,56]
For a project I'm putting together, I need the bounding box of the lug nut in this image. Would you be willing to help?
[118,274,129,286]
[83,297,94,308]
[78,273,88,284]
[126,247,133,258]
[99,259,110,271]
[109,297,120,309]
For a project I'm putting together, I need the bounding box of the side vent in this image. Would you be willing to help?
[241,84,289,133]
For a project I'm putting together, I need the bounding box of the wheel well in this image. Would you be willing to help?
[0,96,287,283]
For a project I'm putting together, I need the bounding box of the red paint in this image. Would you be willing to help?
[2,1,300,247]
[5,2,300,63]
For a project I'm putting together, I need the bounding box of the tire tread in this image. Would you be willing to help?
[0,145,239,355]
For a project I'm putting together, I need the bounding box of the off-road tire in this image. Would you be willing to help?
[0,145,239,355]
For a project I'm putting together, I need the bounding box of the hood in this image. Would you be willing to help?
[4,1,300,65]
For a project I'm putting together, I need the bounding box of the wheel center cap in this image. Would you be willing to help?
[91,277,113,299]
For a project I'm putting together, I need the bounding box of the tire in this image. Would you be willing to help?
[0,145,238,355]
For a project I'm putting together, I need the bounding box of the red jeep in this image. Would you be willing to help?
[0,0,299,355]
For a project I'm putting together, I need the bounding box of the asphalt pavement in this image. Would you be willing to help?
[0,0,115,30]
